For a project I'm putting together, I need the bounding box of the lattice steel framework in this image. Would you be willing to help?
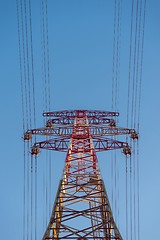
[24,110,138,239]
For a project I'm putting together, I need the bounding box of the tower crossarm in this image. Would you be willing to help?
[46,116,116,126]
[33,137,70,151]
[43,109,119,118]
[89,126,136,137]
[92,137,129,151]
[25,126,72,137]
[24,125,136,138]
[32,136,128,152]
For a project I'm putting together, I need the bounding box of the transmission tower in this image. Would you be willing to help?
[24,110,138,239]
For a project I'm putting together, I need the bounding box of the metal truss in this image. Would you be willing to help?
[25,125,136,138]
[43,110,119,118]
[24,110,138,239]
[33,137,128,152]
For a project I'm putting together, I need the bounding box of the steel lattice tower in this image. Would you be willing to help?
[24,110,138,239]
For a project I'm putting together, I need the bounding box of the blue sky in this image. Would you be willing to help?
[0,0,160,239]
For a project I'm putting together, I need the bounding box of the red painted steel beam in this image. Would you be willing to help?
[26,126,136,137]
[43,110,119,118]
[47,117,116,125]
[33,137,128,152]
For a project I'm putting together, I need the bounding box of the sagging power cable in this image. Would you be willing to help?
[41,0,52,229]
[126,0,147,239]
[111,0,122,227]
[17,0,37,239]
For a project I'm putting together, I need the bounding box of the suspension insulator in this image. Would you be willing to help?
[46,120,53,128]
[109,119,116,127]
[123,146,131,156]
[131,131,139,140]
[31,145,40,156]
[24,132,32,141]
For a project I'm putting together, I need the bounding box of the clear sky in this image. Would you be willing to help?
[0,0,160,239]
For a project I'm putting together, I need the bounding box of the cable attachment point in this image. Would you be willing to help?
[131,131,139,140]
[24,131,32,141]
[46,120,53,128]
[109,119,116,127]
[123,145,131,156]
[31,145,40,156]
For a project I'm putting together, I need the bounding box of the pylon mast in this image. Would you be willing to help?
[24,110,138,239]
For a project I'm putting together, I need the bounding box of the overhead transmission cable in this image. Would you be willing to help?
[45,0,51,113]
[126,0,135,239]
[115,0,122,227]
[138,0,147,133]
[111,0,122,226]
[126,0,147,239]
[28,0,37,236]
[45,0,52,218]
[134,0,142,130]
[23,1,33,239]
[17,0,37,239]
[16,1,26,239]
[132,1,143,239]
[28,0,37,237]
[137,1,147,240]
[130,0,140,238]
[41,0,52,229]
[40,0,46,230]
[111,0,117,220]
[20,0,31,239]
[41,0,48,228]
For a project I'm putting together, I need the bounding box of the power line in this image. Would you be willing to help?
[28,0,37,131]
[45,0,51,112]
